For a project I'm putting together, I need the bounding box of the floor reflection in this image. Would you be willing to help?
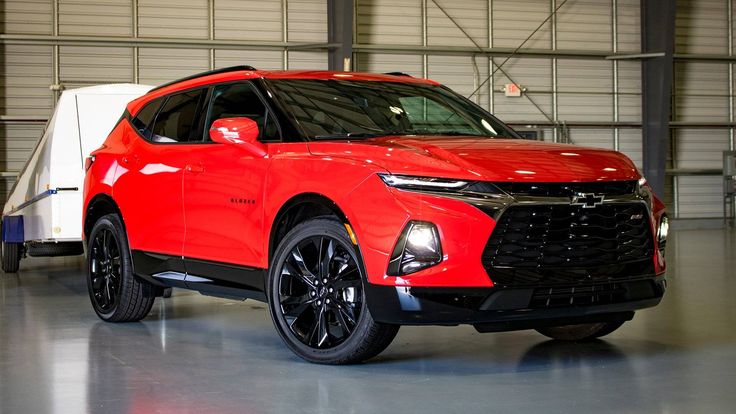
[1,228,736,413]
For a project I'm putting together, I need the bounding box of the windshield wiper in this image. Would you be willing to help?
[313,132,387,140]
[403,130,490,137]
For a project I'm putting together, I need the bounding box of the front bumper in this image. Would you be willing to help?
[365,276,666,330]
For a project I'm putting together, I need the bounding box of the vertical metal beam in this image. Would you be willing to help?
[488,0,494,113]
[612,0,620,152]
[283,0,289,70]
[551,0,559,143]
[641,0,676,197]
[422,0,428,78]
[327,0,354,71]
[133,0,139,83]
[208,0,215,70]
[729,0,735,151]
[52,0,60,102]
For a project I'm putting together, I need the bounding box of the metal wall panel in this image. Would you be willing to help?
[1,0,53,35]
[59,0,133,37]
[674,62,729,122]
[59,46,134,86]
[568,128,614,150]
[557,60,613,122]
[215,0,283,41]
[356,0,422,46]
[616,0,640,52]
[0,45,54,117]
[618,128,643,168]
[138,48,210,86]
[138,0,209,39]
[556,0,612,51]
[289,0,328,43]
[491,58,552,123]
[354,53,423,77]
[427,0,488,47]
[675,0,728,54]
[676,176,723,218]
[675,129,730,169]
[617,60,641,122]
[0,124,46,173]
[214,49,284,71]
[492,0,551,49]
[427,55,489,107]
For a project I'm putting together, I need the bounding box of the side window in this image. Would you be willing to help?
[150,89,206,143]
[131,96,165,140]
[206,83,280,141]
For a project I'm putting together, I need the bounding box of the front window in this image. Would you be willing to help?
[266,79,518,140]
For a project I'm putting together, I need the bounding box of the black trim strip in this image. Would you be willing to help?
[131,250,267,301]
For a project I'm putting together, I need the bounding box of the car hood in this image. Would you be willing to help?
[307,136,640,182]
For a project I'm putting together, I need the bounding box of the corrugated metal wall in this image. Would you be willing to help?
[1,0,735,219]
[0,0,328,201]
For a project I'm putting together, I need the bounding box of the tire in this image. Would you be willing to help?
[535,320,627,341]
[267,218,399,364]
[27,241,84,257]
[87,213,155,322]
[1,240,22,273]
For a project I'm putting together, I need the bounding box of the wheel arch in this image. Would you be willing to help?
[268,193,350,264]
[84,193,124,242]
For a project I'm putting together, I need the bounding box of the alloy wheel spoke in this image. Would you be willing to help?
[290,247,316,285]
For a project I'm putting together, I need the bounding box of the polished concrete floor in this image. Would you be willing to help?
[1,228,736,414]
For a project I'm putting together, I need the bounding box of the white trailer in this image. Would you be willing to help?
[1,84,152,272]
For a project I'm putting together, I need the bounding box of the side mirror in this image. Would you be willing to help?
[209,117,267,157]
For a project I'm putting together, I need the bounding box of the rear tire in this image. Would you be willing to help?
[535,320,626,341]
[87,214,155,322]
[1,240,21,273]
[267,218,399,364]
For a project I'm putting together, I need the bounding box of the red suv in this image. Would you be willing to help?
[83,66,667,364]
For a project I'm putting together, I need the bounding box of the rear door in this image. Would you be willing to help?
[182,82,277,281]
[114,88,207,258]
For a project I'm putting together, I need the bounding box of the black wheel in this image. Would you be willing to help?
[1,239,22,273]
[27,241,84,257]
[267,218,399,364]
[535,320,627,341]
[87,214,155,322]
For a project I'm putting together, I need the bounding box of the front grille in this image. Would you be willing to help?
[529,279,660,309]
[493,181,636,197]
[482,203,654,287]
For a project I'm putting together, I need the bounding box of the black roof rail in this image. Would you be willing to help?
[149,65,258,92]
[384,72,413,77]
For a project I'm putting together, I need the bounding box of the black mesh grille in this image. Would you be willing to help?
[493,181,636,197]
[482,203,655,287]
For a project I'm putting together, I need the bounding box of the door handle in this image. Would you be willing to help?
[185,163,205,173]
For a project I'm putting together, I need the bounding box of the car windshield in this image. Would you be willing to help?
[266,79,518,140]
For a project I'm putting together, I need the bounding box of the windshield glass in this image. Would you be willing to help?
[266,79,518,140]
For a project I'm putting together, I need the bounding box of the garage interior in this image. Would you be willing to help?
[1,0,736,412]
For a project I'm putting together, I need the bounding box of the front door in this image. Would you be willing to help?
[183,82,277,281]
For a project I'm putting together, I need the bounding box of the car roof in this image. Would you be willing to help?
[127,69,439,115]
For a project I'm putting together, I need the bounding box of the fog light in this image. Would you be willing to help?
[657,215,669,251]
[387,221,442,276]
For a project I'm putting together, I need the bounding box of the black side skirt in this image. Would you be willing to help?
[131,250,267,302]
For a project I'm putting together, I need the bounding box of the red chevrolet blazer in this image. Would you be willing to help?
[83,66,667,364]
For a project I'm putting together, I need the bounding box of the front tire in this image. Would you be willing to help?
[87,214,155,322]
[535,320,626,341]
[267,218,399,364]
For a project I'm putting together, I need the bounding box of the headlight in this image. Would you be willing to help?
[378,173,469,191]
[387,221,442,275]
[378,173,505,196]
[657,215,669,251]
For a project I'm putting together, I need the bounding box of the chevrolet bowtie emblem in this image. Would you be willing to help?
[571,192,604,208]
